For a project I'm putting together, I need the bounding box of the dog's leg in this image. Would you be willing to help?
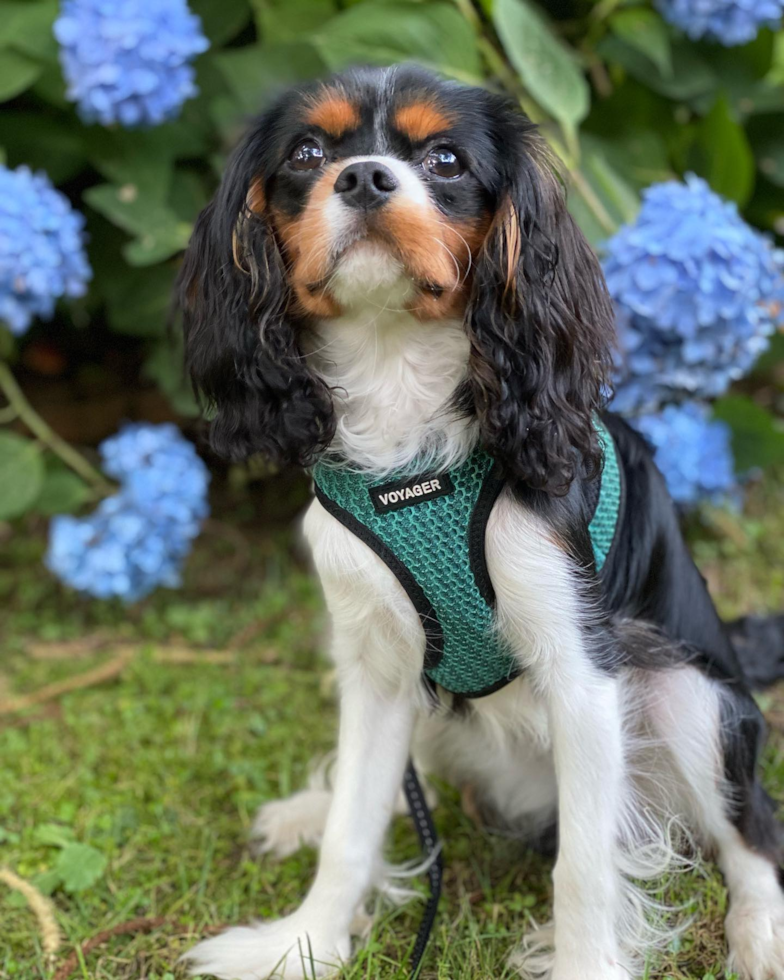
[489,501,634,979]
[644,665,784,980]
[184,670,416,979]
[508,651,631,980]
[548,665,630,980]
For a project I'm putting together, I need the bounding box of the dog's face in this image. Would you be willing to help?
[179,66,616,494]
[257,73,497,320]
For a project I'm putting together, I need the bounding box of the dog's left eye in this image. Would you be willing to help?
[290,140,325,171]
[424,148,463,179]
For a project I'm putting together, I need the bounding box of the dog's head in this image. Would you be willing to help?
[179,65,615,494]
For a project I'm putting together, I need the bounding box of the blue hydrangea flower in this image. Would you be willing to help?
[99,422,209,528]
[0,166,91,336]
[630,402,737,506]
[54,0,209,127]
[605,175,784,415]
[656,0,784,46]
[47,423,210,601]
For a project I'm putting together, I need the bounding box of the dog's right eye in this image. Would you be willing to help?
[290,140,325,171]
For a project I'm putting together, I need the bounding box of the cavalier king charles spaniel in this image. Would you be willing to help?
[177,66,783,980]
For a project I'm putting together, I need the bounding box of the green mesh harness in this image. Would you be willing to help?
[312,420,622,699]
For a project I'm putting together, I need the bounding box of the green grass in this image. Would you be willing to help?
[1,470,784,980]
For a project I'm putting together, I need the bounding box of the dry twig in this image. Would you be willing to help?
[0,867,62,964]
[0,649,134,716]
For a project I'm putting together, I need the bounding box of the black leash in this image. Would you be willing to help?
[403,760,443,978]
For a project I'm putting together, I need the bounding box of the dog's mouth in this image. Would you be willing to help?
[278,184,476,319]
[316,221,453,305]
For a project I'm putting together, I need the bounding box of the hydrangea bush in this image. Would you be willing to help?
[1,0,783,603]
[47,424,209,601]
[0,166,91,336]
[656,0,784,46]
[605,175,784,416]
[628,403,737,506]
[55,0,209,127]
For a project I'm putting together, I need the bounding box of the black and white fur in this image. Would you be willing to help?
[177,66,784,980]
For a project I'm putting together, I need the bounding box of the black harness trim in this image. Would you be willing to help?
[467,463,506,607]
[314,485,444,671]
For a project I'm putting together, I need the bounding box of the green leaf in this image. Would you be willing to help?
[169,169,209,224]
[313,1,481,79]
[493,0,589,132]
[33,823,76,848]
[83,184,192,267]
[694,95,755,205]
[0,432,44,520]
[568,142,639,247]
[713,396,784,473]
[252,0,336,42]
[144,340,200,417]
[55,843,108,893]
[190,0,251,46]
[0,111,86,184]
[598,36,716,101]
[757,137,784,188]
[34,469,91,516]
[104,264,176,337]
[0,49,43,102]
[123,224,193,267]
[0,0,58,61]
[213,42,327,116]
[609,8,672,78]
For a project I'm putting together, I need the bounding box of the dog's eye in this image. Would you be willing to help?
[425,148,463,179]
[290,140,325,171]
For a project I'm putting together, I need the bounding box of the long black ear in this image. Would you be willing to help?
[467,121,615,496]
[177,125,334,464]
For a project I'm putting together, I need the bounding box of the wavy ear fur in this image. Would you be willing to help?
[177,120,334,464]
[467,117,615,496]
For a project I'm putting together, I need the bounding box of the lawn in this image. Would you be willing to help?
[1,470,783,980]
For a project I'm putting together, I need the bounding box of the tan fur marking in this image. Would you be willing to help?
[305,91,360,138]
[271,165,343,318]
[393,102,452,142]
[488,199,521,298]
[247,177,265,214]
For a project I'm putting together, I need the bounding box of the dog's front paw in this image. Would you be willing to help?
[251,790,332,859]
[182,917,351,979]
[726,901,784,980]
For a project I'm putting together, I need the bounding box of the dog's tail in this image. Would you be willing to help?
[727,613,784,688]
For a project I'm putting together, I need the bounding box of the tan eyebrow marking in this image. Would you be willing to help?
[305,90,361,138]
[393,101,452,142]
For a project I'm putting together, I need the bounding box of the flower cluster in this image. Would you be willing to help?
[0,166,91,336]
[630,402,737,506]
[55,0,209,128]
[605,175,783,416]
[47,424,209,601]
[656,0,784,46]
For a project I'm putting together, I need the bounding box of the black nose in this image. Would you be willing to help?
[333,161,398,210]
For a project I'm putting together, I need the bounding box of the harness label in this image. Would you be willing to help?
[369,472,455,514]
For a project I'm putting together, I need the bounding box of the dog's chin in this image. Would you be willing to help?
[329,240,415,310]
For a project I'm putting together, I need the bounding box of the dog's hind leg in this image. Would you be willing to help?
[643,665,784,980]
[251,755,426,860]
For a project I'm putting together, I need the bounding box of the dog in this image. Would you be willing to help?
[177,65,784,980]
